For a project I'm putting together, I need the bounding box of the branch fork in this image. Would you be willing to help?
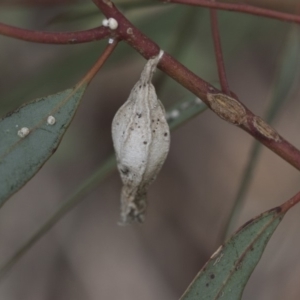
[0,0,300,170]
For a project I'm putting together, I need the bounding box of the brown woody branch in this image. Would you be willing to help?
[0,22,110,44]
[92,0,300,170]
[0,1,299,170]
[164,0,300,24]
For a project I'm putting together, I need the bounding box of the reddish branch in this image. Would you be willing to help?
[165,0,300,24]
[91,0,300,170]
[1,1,300,44]
[0,22,110,44]
[209,9,230,95]
[281,190,300,213]
[0,1,299,170]
[78,40,119,86]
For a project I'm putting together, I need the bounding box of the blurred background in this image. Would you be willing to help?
[0,0,300,299]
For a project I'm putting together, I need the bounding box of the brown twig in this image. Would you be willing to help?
[209,9,230,95]
[78,39,119,86]
[164,0,300,24]
[0,1,299,170]
[91,0,300,171]
[0,23,110,44]
[281,190,300,213]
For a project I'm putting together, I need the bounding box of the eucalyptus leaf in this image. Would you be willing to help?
[0,84,87,207]
[180,207,285,300]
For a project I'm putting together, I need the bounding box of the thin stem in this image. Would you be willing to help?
[92,0,300,171]
[77,39,119,86]
[165,0,300,24]
[209,9,230,95]
[154,8,198,92]
[281,190,300,213]
[0,23,110,44]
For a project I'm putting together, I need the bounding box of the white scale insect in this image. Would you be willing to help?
[17,115,56,138]
[102,18,118,30]
[112,50,170,224]
[17,127,30,138]
[47,115,56,125]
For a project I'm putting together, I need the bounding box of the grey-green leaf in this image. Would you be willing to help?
[0,85,86,207]
[180,207,285,300]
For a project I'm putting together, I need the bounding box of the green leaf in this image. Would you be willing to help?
[0,84,87,207]
[180,207,285,300]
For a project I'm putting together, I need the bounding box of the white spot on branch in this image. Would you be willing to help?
[102,19,109,27]
[108,18,118,30]
[158,49,164,61]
